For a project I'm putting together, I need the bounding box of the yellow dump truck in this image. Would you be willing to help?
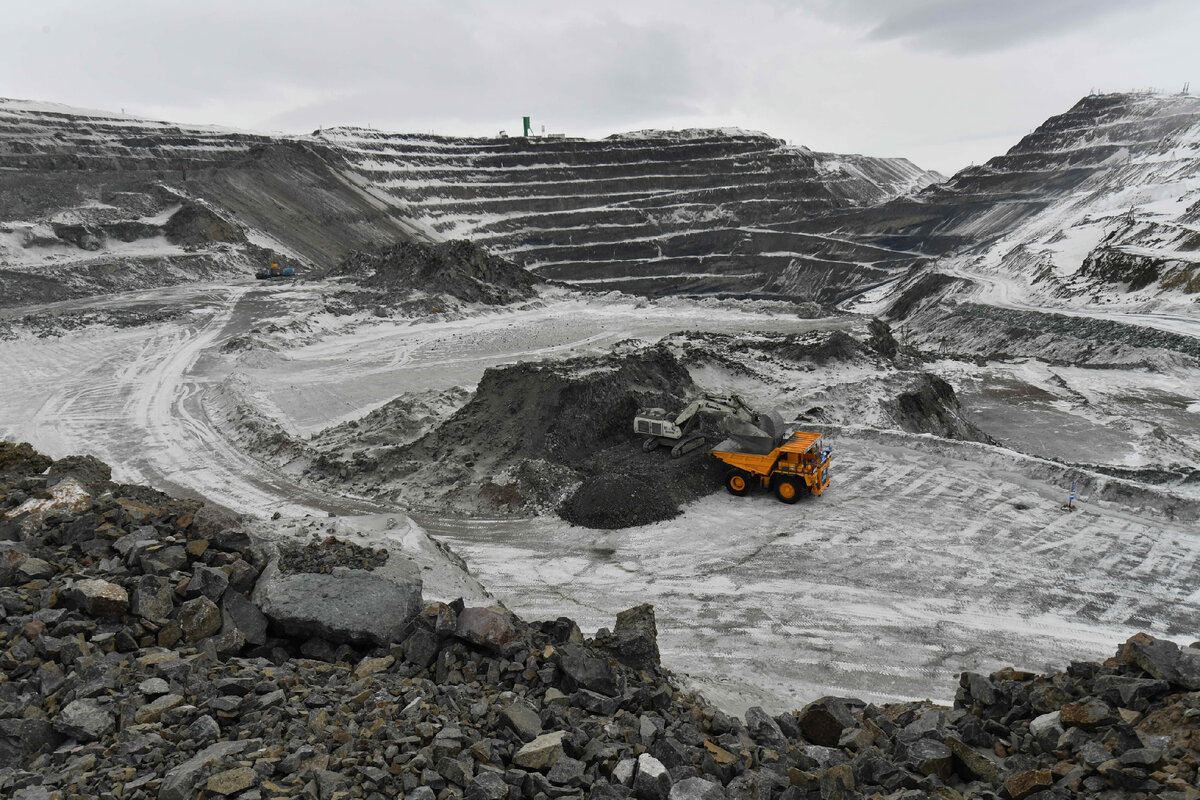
[710,431,832,503]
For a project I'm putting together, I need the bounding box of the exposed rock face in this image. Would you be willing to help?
[320,126,942,297]
[889,373,995,444]
[251,559,423,646]
[0,98,946,310]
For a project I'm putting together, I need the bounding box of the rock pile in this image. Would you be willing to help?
[332,240,539,311]
[7,440,1200,800]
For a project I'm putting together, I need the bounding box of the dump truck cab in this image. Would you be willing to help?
[710,431,832,503]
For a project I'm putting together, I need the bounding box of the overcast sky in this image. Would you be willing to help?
[1,0,1195,174]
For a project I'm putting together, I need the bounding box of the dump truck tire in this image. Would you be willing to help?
[773,477,800,504]
[725,470,750,496]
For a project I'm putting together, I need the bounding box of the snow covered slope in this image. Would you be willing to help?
[0,100,432,305]
[319,126,941,296]
[0,98,942,304]
[810,93,1200,314]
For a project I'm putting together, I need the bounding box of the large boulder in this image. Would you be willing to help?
[798,697,856,747]
[221,588,267,645]
[189,504,252,552]
[455,606,517,651]
[252,560,422,647]
[634,753,672,800]
[179,596,222,641]
[54,699,114,742]
[557,644,619,696]
[595,603,661,672]
[1118,633,1200,691]
[131,575,175,624]
[5,477,92,535]
[513,731,566,771]
[65,578,129,618]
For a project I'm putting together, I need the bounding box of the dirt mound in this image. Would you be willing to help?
[333,240,538,307]
[383,344,736,527]
[404,344,695,470]
[559,447,725,529]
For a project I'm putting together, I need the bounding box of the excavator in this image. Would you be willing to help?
[633,393,757,457]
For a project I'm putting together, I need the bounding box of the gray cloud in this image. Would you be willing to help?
[0,0,1196,175]
[797,0,1168,53]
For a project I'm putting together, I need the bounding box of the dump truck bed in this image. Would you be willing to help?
[710,431,824,475]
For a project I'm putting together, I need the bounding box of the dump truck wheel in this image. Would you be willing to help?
[773,477,800,504]
[725,470,750,496]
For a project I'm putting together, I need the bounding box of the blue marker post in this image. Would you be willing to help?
[1064,481,1076,512]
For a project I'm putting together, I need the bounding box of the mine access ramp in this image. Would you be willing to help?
[710,430,832,503]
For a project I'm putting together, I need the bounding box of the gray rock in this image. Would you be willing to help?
[573,688,621,715]
[613,757,637,786]
[67,578,129,617]
[252,560,422,646]
[131,575,175,623]
[501,701,542,742]
[901,738,952,779]
[1029,711,1064,747]
[745,706,788,749]
[798,697,856,747]
[141,545,188,575]
[188,715,221,743]
[634,753,671,800]
[438,756,475,787]
[180,596,221,641]
[513,731,566,771]
[558,644,618,696]
[465,770,510,800]
[594,604,661,672]
[669,777,725,800]
[1123,634,1200,691]
[189,504,251,552]
[547,756,585,786]
[221,588,267,645]
[16,557,55,580]
[965,672,997,705]
[1119,747,1163,768]
[114,528,157,561]
[55,698,114,741]
[135,694,184,724]
[403,627,440,668]
[138,677,170,696]
[456,606,517,651]
[159,739,260,800]
[188,565,230,602]
[202,623,247,657]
